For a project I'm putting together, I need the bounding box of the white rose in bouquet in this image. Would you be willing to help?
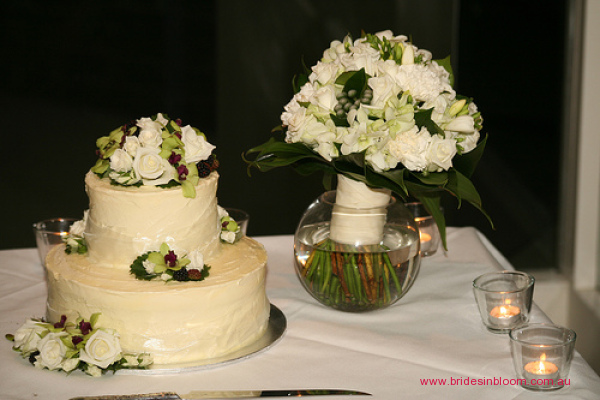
[309,61,340,86]
[427,135,457,172]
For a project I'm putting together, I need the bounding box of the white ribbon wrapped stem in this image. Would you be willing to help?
[330,175,391,245]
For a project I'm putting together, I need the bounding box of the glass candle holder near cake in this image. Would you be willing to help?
[510,323,576,391]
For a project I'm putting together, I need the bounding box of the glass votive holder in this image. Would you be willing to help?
[510,323,576,391]
[473,271,535,333]
[33,218,77,266]
[224,208,249,235]
[404,202,441,257]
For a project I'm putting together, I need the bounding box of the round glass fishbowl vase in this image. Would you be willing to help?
[293,191,421,312]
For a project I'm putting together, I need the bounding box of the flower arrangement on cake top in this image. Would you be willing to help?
[245,30,492,247]
[5,314,152,377]
[92,113,218,198]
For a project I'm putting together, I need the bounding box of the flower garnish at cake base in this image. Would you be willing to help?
[130,242,210,282]
[91,113,218,198]
[244,30,493,311]
[5,314,152,377]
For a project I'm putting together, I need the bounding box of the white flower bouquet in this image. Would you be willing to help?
[245,30,492,248]
[6,314,152,376]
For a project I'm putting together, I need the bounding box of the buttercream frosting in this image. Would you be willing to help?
[84,171,221,269]
[46,237,268,366]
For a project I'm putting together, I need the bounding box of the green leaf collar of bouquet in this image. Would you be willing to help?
[244,30,493,248]
[91,113,219,198]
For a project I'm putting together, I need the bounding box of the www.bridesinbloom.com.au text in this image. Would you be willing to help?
[420,377,571,386]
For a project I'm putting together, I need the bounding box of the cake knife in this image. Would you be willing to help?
[69,389,372,399]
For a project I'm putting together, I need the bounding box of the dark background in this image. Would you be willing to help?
[0,0,567,271]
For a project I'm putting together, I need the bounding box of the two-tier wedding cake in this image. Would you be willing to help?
[44,114,269,367]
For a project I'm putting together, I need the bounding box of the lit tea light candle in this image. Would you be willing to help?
[488,302,521,329]
[419,231,431,243]
[523,353,559,384]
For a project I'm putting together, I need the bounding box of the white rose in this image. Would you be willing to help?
[13,319,46,355]
[426,135,457,172]
[457,130,480,154]
[221,231,236,244]
[61,357,80,372]
[133,147,174,186]
[322,40,345,62]
[123,135,140,155]
[138,353,153,367]
[187,250,204,270]
[311,85,337,113]
[295,81,317,103]
[368,75,399,108]
[309,61,340,86]
[69,211,87,237]
[109,148,133,172]
[86,364,102,377]
[180,125,216,164]
[136,117,163,148]
[79,329,122,369]
[422,94,452,124]
[35,332,68,370]
[122,354,140,367]
[291,115,330,145]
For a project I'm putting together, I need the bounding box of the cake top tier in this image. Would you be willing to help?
[91,113,218,198]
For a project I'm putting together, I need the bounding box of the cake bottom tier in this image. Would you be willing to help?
[45,237,269,366]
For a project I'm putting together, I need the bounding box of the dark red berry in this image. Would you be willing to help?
[187,269,204,281]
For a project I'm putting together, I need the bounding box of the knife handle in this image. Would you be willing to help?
[70,393,181,400]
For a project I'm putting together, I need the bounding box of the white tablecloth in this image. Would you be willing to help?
[1,227,600,399]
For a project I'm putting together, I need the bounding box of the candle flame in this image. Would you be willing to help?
[524,353,558,375]
[419,231,431,242]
